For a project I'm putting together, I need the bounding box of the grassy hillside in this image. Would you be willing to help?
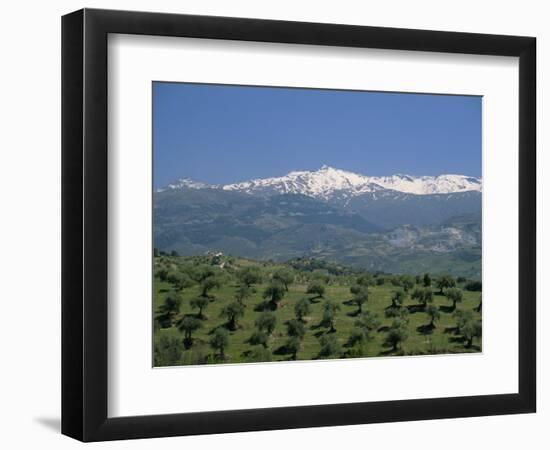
[154,254,482,367]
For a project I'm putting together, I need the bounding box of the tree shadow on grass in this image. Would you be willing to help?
[439,305,455,314]
[273,344,293,356]
[417,323,435,335]
[346,309,361,318]
[254,301,276,312]
[449,335,466,344]
[407,304,426,314]
[444,326,459,334]
[377,326,390,333]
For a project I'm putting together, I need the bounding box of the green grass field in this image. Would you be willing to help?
[153,254,482,366]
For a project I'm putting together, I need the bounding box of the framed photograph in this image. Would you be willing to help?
[62,8,536,442]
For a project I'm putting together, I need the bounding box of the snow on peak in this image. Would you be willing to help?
[161,167,482,198]
[222,167,481,198]
[157,178,216,192]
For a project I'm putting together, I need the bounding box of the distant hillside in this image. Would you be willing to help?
[154,167,481,277]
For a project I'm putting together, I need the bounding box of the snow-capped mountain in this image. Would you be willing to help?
[161,165,481,200]
[157,178,214,192]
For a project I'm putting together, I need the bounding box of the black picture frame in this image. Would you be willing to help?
[62,8,536,442]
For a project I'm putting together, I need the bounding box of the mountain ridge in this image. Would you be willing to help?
[158,165,482,200]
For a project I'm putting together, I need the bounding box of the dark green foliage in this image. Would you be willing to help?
[321,300,340,332]
[385,305,409,320]
[220,301,245,330]
[170,250,180,257]
[246,346,272,362]
[154,334,183,366]
[310,270,331,284]
[286,319,306,339]
[411,286,433,306]
[357,274,374,287]
[273,268,295,291]
[475,295,482,313]
[318,334,341,358]
[350,285,369,313]
[385,319,409,351]
[200,276,221,298]
[262,281,286,308]
[423,273,432,287]
[155,267,168,281]
[209,328,229,358]
[249,330,269,348]
[455,309,481,347]
[436,274,456,294]
[192,265,217,283]
[294,297,311,322]
[465,280,482,291]
[166,271,192,291]
[390,288,406,308]
[399,275,415,293]
[354,311,381,339]
[156,291,182,328]
[177,316,202,346]
[190,296,209,319]
[286,336,302,360]
[255,311,277,335]
[426,304,440,327]
[154,254,482,366]
[444,287,464,310]
[238,266,263,287]
[306,282,326,299]
[347,329,367,347]
[235,283,253,305]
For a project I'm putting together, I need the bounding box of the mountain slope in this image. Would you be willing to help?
[162,165,481,200]
[154,166,482,276]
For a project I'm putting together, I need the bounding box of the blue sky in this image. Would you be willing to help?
[153,82,481,188]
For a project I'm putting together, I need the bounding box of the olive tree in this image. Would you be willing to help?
[306,282,326,300]
[286,319,306,340]
[177,316,202,347]
[411,286,433,307]
[426,304,440,328]
[255,311,277,335]
[190,296,209,319]
[200,276,221,298]
[350,285,369,314]
[209,327,229,359]
[286,336,302,360]
[318,334,341,359]
[273,268,295,291]
[262,281,286,309]
[156,291,182,328]
[436,274,456,294]
[237,266,263,288]
[390,288,406,309]
[444,287,464,311]
[235,283,253,306]
[385,319,409,352]
[354,311,381,339]
[423,273,432,287]
[321,300,340,332]
[294,297,311,322]
[220,301,245,330]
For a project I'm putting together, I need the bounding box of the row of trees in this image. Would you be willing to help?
[154,258,481,363]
